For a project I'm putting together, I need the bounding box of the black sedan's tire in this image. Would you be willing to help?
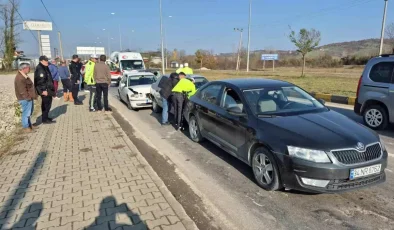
[252,147,282,191]
[363,105,388,130]
[152,98,162,113]
[189,116,204,143]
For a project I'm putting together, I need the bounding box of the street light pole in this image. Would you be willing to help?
[379,0,389,55]
[159,0,166,74]
[234,28,244,71]
[246,0,252,72]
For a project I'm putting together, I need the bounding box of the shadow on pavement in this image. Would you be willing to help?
[35,104,68,125]
[9,202,43,229]
[85,196,147,230]
[0,152,46,229]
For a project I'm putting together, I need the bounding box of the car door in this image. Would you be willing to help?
[194,84,223,141]
[121,75,129,101]
[119,75,128,101]
[212,86,249,157]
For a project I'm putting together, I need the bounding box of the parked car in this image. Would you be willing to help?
[184,78,387,193]
[150,75,209,113]
[118,72,157,111]
[354,54,394,130]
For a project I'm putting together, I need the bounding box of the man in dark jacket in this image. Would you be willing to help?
[34,56,56,124]
[158,72,179,125]
[69,55,83,105]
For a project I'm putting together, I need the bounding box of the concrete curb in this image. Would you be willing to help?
[105,112,199,230]
[310,92,356,105]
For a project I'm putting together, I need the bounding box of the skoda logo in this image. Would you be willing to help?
[356,142,365,151]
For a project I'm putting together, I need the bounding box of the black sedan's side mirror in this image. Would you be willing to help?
[317,98,326,105]
[227,106,247,117]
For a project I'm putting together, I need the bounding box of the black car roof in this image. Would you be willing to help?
[217,78,293,90]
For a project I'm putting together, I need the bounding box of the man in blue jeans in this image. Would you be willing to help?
[14,63,37,133]
[158,73,179,125]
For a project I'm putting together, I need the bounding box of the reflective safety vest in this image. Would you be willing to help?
[172,78,196,98]
[182,67,193,75]
[84,60,96,85]
[176,67,183,74]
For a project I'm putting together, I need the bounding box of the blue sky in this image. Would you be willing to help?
[19,0,393,57]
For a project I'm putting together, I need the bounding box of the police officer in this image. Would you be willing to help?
[182,63,193,75]
[34,56,56,124]
[84,54,98,111]
[69,55,83,105]
[171,72,196,130]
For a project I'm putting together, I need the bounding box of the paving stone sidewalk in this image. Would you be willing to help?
[0,94,196,230]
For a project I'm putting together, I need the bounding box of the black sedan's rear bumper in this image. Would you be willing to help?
[278,152,388,193]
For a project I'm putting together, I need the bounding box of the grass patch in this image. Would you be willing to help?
[191,67,361,97]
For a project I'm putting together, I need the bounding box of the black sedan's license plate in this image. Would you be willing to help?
[350,164,381,180]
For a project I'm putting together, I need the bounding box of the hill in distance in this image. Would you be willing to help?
[219,38,394,58]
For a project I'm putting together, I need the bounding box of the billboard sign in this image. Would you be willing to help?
[40,35,51,58]
[23,21,53,31]
[77,47,106,55]
[261,54,279,61]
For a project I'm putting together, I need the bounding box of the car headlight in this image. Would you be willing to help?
[287,146,331,163]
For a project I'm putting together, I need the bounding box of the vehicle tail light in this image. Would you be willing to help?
[356,75,362,98]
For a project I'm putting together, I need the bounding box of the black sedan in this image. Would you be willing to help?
[183,78,388,193]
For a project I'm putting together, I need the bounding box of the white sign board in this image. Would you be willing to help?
[261,54,279,61]
[76,47,106,55]
[40,35,51,58]
[23,21,53,31]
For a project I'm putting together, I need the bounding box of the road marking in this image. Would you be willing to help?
[386,169,393,173]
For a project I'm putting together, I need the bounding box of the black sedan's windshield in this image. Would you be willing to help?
[243,86,325,116]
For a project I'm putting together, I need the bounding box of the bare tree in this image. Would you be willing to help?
[0,0,20,70]
[386,22,394,51]
[289,28,321,76]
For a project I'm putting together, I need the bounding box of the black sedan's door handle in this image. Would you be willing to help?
[196,104,201,109]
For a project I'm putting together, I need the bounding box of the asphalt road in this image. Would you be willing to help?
[108,87,394,230]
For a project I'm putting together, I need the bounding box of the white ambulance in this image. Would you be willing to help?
[107,52,145,84]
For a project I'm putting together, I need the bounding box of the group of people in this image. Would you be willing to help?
[158,71,196,130]
[14,54,112,133]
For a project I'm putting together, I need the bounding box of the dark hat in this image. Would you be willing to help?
[178,72,186,76]
[72,54,79,59]
[39,55,49,61]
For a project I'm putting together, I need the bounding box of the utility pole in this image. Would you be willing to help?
[37,31,42,56]
[246,0,252,72]
[119,24,122,51]
[159,0,166,74]
[379,0,389,55]
[234,28,244,71]
[58,32,64,61]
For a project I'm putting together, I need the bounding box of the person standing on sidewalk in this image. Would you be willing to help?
[76,58,84,91]
[94,55,112,112]
[158,72,178,125]
[48,60,60,99]
[84,54,98,112]
[15,63,37,133]
[69,55,83,105]
[58,61,73,102]
[34,56,56,124]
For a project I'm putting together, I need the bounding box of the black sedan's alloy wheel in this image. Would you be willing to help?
[252,147,282,191]
[189,116,204,143]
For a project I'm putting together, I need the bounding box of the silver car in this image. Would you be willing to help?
[354,54,394,130]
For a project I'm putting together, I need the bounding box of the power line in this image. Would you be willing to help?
[7,0,39,43]
[39,0,60,30]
